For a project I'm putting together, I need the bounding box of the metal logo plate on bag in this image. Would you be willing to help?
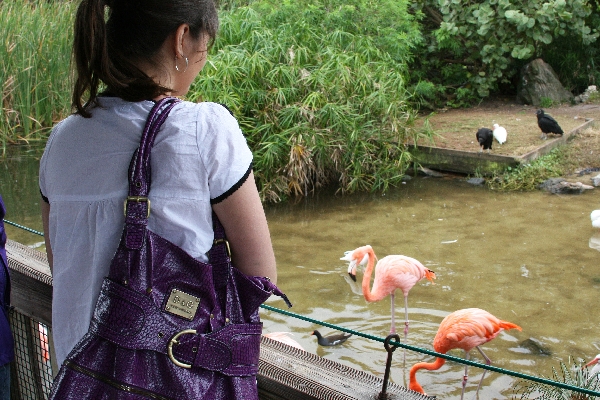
[165,288,200,321]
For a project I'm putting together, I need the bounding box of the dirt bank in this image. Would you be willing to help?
[416,98,600,178]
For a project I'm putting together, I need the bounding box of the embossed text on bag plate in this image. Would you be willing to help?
[165,288,200,321]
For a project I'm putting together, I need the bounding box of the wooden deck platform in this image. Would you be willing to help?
[411,118,595,175]
[6,239,432,400]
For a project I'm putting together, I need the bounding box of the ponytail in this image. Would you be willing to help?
[72,0,109,117]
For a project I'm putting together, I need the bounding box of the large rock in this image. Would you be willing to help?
[538,178,594,194]
[517,58,573,106]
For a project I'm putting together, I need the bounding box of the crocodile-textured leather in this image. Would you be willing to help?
[49,98,291,399]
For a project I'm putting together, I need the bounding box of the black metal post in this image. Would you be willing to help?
[379,333,401,400]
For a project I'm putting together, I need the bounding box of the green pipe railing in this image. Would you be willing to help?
[261,304,600,397]
[4,220,44,237]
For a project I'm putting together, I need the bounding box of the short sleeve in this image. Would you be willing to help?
[39,119,64,201]
[196,103,253,203]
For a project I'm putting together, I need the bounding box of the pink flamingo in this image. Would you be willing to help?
[340,245,435,338]
[409,308,521,399]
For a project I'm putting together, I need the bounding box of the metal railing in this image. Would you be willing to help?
[6,238,55,400]
[9,311,53,400]
[6,238,428,400]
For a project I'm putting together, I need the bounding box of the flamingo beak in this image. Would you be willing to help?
[341,250,358,281]
[346,261,357,281]
[342,247,370,282]
[585,358,600,369]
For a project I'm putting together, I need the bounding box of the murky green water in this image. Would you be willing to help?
[1,145,46,246]
[2,144,600,399]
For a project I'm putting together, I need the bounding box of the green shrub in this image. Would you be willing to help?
[190,0,430,202]
[487,148,565,191]
[2,0,431,202]
[540,97,554,108]
[408,0,599,108]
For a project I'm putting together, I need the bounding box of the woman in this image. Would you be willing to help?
[40,0,277,397]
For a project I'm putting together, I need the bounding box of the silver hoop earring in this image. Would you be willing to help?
[175,56,189,73]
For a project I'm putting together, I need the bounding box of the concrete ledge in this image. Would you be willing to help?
[412,118,595,175]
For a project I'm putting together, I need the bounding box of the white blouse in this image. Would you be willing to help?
[39,97,253,366]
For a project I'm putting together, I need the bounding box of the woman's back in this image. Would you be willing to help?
[42,1,278,397]
[39,97,253,365]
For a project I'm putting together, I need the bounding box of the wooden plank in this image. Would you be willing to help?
[6,240,52,326]
[259,336,433,400]
[413,118,595,175]
[411,145,520,175]
[6,240,432,399]
[6,240,51,277]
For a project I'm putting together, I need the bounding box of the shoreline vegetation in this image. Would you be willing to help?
[0,0,432,203]
[1,0,599,202]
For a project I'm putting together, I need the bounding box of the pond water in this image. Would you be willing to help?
[2,144,600,399]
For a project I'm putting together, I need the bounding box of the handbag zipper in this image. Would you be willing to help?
[64,360,174,400]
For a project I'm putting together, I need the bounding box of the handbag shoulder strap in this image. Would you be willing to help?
[122,97,228,250]
[128,98,180,200]
[124,97,180,249]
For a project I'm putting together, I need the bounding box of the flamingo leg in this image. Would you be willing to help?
[474,345,491,398]
[401,294,409,370]
[403,295,409,339]
[460,351,470,400]
[389,292,396,334]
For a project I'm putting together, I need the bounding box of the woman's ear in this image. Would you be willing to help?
[173,23,191,59]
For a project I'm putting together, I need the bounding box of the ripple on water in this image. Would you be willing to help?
[264,177,600,397]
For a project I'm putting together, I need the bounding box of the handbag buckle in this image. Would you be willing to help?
[123,196,151,218]
[167,329,197,369]
[213,238,231,257]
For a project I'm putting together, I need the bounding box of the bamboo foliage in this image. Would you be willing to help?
[189,0,429,202]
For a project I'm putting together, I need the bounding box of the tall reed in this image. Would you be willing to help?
[0,0,75,150]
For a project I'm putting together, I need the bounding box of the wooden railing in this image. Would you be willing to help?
[6,239,431,400]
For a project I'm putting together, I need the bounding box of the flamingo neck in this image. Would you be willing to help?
[409,357,446,394]
[361,250,377,302]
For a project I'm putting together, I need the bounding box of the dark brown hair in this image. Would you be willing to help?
[72,0,218,117]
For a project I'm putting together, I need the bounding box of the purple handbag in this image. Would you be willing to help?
[49,97,291,399]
